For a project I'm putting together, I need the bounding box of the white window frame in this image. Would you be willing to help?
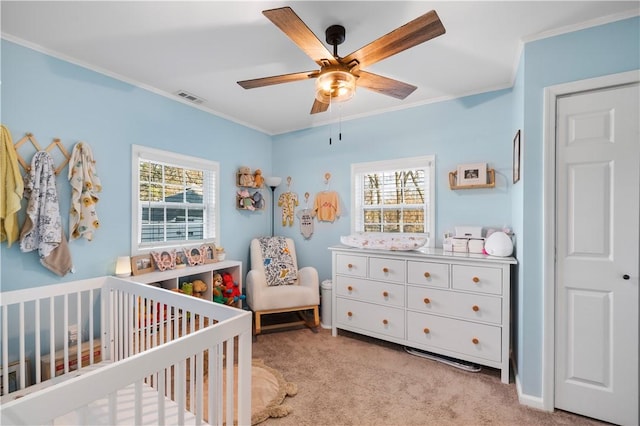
[131,145,220,255]
[350,155,435,246]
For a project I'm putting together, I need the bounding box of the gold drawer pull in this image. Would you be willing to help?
[383,291,389,297]
[347,263,353,269]
[347,311,353,317]
[423,327,430,334]
[347,286,353,292]
[382,319,388,325]
[423,297,431,304]
[472,337,479,345]
[382,267,389,273]
[424,272,431,278]
[472,305,480,312]
[472,276,480,283]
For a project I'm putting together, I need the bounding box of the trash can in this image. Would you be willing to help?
[320,280,333,329]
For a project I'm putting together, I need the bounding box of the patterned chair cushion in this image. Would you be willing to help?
[258,237,298,286]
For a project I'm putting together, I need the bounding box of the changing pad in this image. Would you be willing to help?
[340,233,429,251]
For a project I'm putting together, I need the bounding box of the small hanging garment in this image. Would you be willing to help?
[296,208,314,239]
[0,125,24,246]
[278,191,299,227]
[68,142,102,241]
[312,190,341,222]
[20,151,73,276]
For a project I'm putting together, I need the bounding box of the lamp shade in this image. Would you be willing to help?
[264,176,282,188]
[115,256,132,277]
[315,68,357,104]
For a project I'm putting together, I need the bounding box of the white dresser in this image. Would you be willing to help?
[330,245,516,383]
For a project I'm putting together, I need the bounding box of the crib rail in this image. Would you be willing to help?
[0,277,252,426]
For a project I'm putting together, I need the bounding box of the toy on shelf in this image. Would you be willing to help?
[212,273,233,305]
[253,169,264,188]
[237,189,255,210]
[238,166,255,187]
[222,272,245,304]
[192,279,207,298]
[252,191,264,209]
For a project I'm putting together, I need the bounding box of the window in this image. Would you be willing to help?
[351,156,434,244]
[131,145,219,255]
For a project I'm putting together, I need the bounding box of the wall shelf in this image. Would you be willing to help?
[449,168,496,190]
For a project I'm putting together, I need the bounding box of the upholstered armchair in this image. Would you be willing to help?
[246,237,320,335]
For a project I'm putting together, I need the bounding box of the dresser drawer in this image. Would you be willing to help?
[336,298,405,339]
[336,254,367,277]
[369,257,405,283]
[452,265,502,295]
[407,311,501,362]
[407,261,449,288]
[336,276,404,307]
[407,287,502,324]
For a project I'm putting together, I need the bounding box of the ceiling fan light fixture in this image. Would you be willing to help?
[315,69,357,104]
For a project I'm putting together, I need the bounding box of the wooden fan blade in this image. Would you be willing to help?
[311,99,329,114]
[263,7,339,67]
[342,10,445,70]
[357,71,417,99]
[238,71,319,89]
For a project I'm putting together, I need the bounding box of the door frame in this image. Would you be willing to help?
[541,69,640,411]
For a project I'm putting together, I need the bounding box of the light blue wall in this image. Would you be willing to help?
[271,90,515,283]
[510,52,525,382]
[0,40,273,290]
[1,15,638,404]
[517,16,640,397]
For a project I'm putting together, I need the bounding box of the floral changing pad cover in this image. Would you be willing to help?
[340,233,429,251]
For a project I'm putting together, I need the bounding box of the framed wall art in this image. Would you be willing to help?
[131,254,154,275]
[457,162,487,186]
[513,129,521,184]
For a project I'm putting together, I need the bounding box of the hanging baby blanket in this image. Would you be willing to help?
[68,141,102,241]
[0,125,24,247]
[20,151,73,276]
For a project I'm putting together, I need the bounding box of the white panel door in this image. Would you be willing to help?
[555,83,639,425]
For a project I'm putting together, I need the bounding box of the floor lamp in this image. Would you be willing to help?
[264,176,282,236]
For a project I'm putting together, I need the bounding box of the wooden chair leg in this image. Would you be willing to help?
[254,311,262,335]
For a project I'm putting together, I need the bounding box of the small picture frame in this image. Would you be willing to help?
[131,254,154,275]
[457,162,487,186]
[202,243,217,264]
[151,250,177,272]
[184,246,206,266]
[513,129,521,184]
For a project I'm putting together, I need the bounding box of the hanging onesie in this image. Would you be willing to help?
[278,191,298,227]
[312,190,341,222]
[296,208,314,239]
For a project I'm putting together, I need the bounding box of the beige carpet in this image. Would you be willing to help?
[251,327,608,426]
[200,358,298,425]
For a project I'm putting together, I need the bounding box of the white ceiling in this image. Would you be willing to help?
[2,1,638,135]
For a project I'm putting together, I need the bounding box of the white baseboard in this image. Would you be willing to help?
[512,358,549,411]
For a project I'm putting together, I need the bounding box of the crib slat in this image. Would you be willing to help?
[133,380,142,425]
[75,292,82,374]
[49,297,55,381]
[63,294,69,375]
[34,299,41,385]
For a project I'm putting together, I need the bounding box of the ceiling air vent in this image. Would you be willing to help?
[175,90,206,104]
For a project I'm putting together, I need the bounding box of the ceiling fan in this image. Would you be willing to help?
[237,6,446,114]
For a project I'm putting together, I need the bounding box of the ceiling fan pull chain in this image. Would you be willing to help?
[339,104,342,141]
[329,96,333,145]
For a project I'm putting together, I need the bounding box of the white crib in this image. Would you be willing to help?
[0,276,252,425]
